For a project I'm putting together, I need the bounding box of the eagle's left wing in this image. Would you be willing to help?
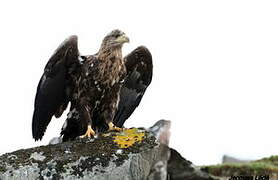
[113,46,153,127]
[32,36,80,141]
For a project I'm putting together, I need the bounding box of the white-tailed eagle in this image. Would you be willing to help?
[32,30,153,141]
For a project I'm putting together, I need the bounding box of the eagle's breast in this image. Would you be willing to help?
[96,55,126,88]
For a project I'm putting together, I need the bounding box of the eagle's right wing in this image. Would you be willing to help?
[32,36,80,141]
[113,46,153,127]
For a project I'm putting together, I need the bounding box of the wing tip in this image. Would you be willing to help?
[32,125,44,141]
[32,109,49,141]
[32,128,44,141]
[33,136,42,141]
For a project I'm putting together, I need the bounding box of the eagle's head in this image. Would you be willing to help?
[100,29,129,50]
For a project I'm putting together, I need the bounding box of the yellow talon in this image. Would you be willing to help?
[108,122,125,131]
[80,125,96,138]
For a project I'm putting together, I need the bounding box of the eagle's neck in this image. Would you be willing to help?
[97,46,123,62]
[95,46,126,86]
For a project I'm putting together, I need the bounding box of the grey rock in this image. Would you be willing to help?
[49,136,63,145]
[148,120,171,146]
[0,123,170,180]
[167,148,218,180]
[0,120,216,180]
[147,120,171,180]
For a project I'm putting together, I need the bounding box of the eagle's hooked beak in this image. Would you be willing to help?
[115,34,130,44]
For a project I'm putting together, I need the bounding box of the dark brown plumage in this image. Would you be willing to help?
[32,30,153,141]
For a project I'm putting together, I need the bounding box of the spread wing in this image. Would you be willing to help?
[32,36,80,141]
[113,46,153,127]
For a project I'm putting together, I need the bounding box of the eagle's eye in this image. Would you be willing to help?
[114,34,121,38]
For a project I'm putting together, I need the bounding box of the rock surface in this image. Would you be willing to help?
[0,120,216,180]
[167,148,217,180]
[0,128,169,180]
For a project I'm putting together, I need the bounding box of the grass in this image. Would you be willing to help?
[201,156,278,177]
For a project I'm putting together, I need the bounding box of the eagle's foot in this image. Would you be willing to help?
[80,125,96,138]
[108,122,124,131]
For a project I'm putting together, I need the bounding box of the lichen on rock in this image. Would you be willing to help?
[112,128,146,148]
[0,127,166,180]
[0,120,217,180]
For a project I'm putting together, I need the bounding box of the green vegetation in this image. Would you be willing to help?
[202,156,278,177]
[257,156,278,166]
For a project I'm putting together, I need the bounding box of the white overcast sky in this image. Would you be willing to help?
[0,0,277,165]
